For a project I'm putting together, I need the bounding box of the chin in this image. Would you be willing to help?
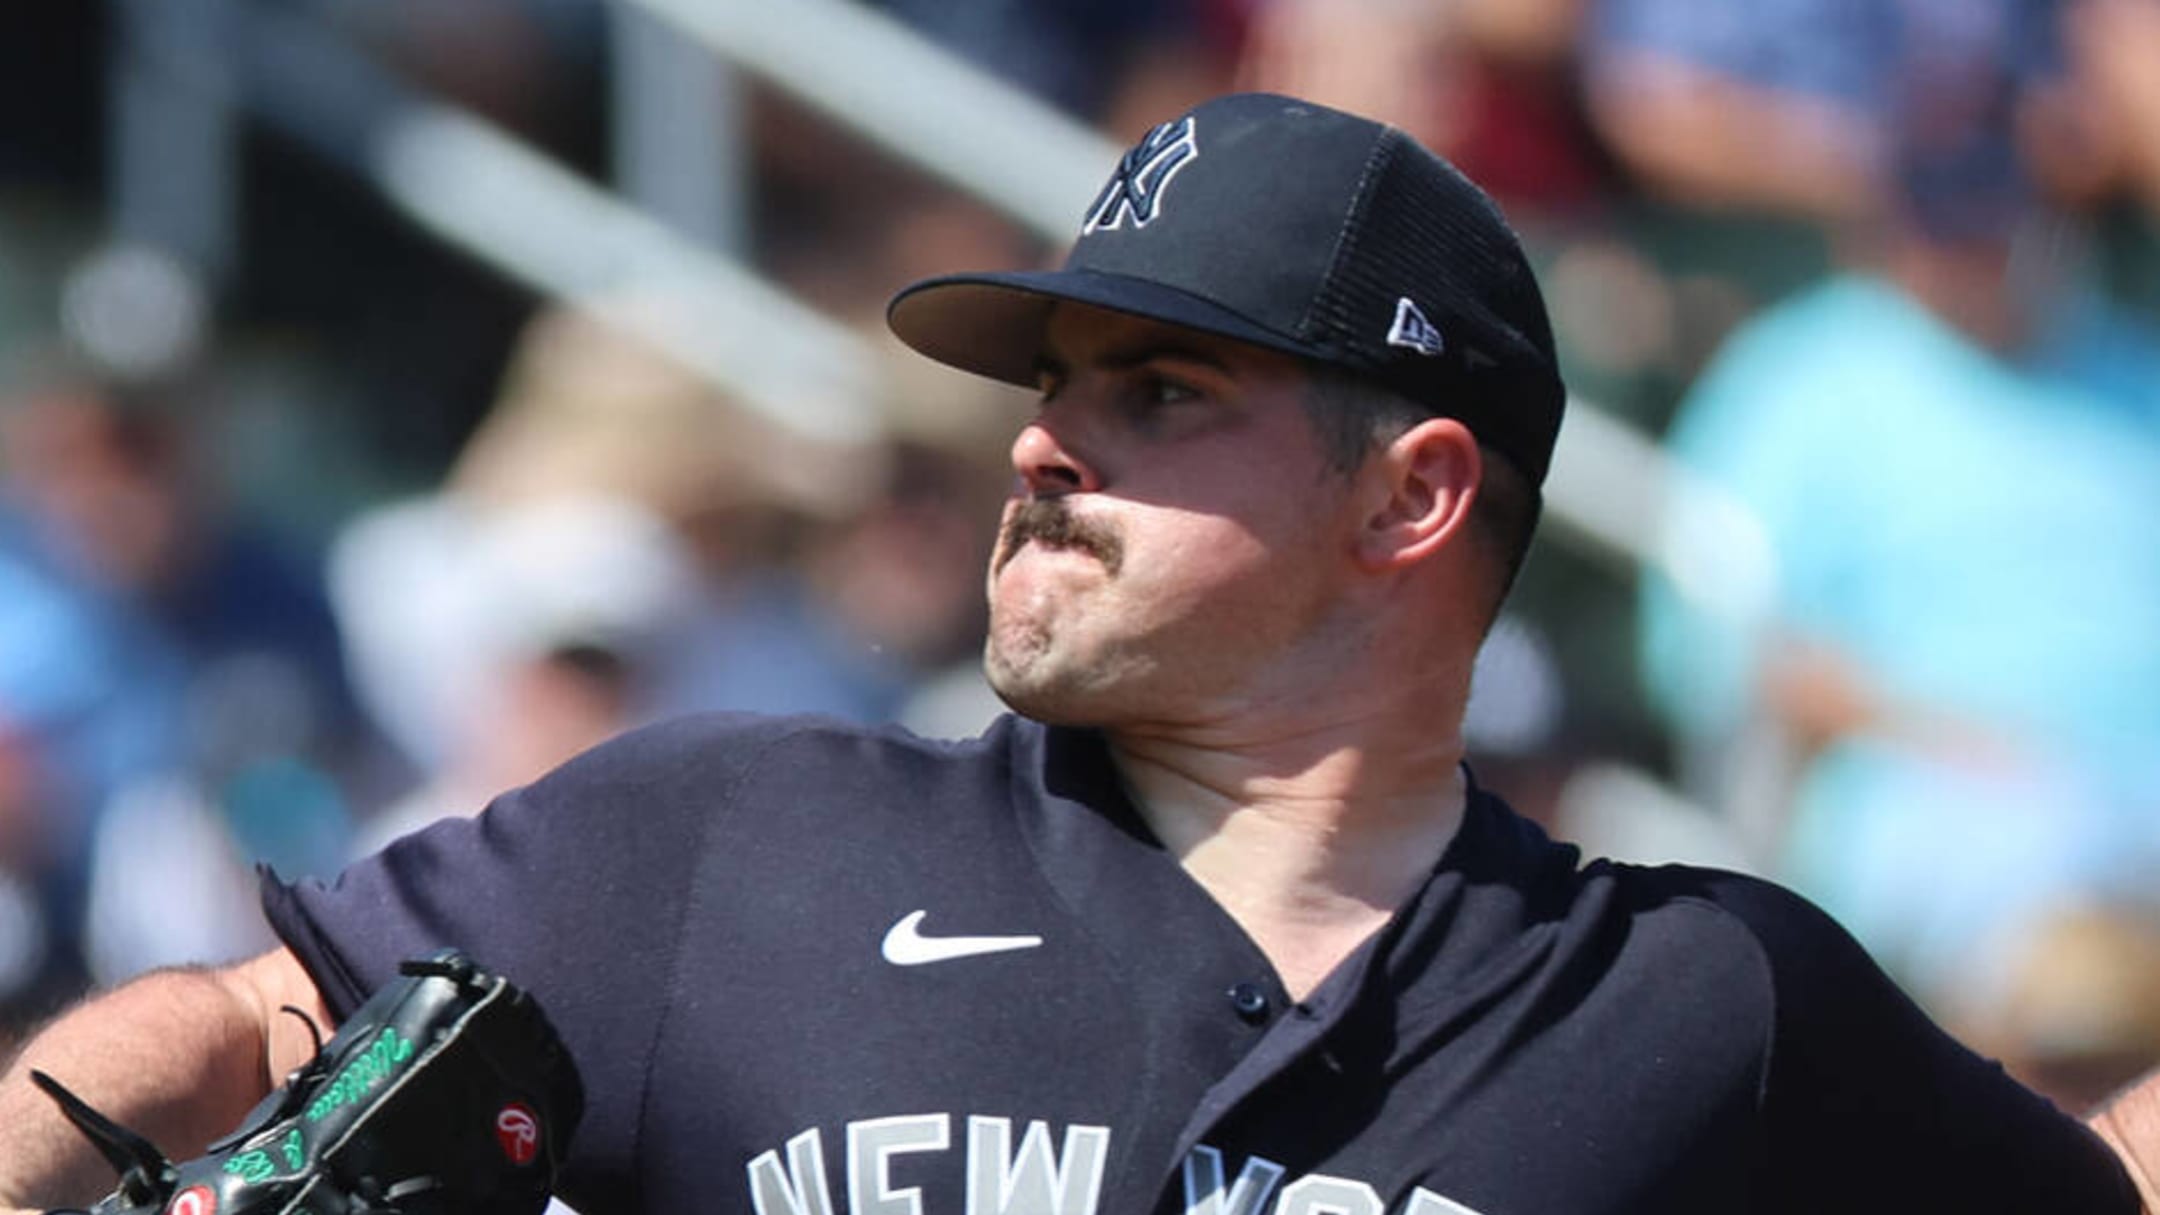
[985,659,1070,723]
[984,649,1110,726]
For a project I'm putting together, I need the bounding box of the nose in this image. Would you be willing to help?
[1010,415,1101,496]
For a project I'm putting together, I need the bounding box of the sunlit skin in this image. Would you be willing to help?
[986,309,1366,728]
[983,302,1494,995]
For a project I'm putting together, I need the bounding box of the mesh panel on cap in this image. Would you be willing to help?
[1306,132,1564,483]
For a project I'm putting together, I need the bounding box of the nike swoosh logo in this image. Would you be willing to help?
[881,910,1043,966]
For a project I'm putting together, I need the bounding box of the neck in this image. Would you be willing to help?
[1105,703,1472,998]
[1873,237,2027,352]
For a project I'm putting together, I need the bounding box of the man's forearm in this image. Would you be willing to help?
[2093,1077,2160,1213]
[0,966,278,1209]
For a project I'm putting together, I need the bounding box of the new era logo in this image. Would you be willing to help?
[1387,297,1445,357]
[1082,116,1199,235]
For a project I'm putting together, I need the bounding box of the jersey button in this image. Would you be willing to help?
[1227,981,1270,1022]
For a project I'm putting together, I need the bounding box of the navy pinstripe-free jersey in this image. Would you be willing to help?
[264,713,2135,1214]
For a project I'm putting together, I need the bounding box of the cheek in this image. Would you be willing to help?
[1175,496,1357,634]
[1152,525,1263,583]
[1122,513,1300,619]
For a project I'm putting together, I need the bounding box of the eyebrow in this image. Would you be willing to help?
[1032,340,1235,383]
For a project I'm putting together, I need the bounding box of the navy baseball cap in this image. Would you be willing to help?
[887,92,1566,485]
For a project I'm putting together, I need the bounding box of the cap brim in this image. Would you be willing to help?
[886,268,1320,389]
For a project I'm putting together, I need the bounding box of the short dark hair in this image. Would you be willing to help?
[1301,365,1542,626]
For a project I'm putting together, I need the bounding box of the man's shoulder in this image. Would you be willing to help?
[1460,792,1854,975]
[1580,853,1876,985]
[554,709,1029,784]
[512,711,1043,840]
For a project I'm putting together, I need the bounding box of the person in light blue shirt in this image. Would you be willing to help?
[1643,180,2160,1005]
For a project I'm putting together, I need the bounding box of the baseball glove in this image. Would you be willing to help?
[35,950,583,1215]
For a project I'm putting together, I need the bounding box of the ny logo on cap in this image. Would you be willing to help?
[1387,297,1446,357]
[1082,116,1199,235]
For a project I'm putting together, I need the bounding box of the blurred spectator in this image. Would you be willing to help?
[1585,0,2062,221]
[2024,0,2160,217]
[1958,901,2160,1112]
[335,491,702,854]
[453,304,916,725]
[330,304,1019,855]
[1234,0,1607,217]
[0,359,364,991]
[1639,32,2160,1055]
[0,534,122,1012]
[873,0,1204,120]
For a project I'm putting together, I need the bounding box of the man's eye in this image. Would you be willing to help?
[1146,377,1199,405]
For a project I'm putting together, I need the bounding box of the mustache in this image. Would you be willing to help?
[996,498,1124,575]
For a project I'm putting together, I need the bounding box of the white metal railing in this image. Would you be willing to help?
[372,109,878,444]
[168,2,883,446]
[621,0,1118,244]
[1544,398,1775,621]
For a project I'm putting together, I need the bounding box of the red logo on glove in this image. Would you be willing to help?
[496,1103,541,1165]
[168,1186,216,1215]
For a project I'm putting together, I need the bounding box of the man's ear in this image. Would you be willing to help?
[1352,417,1481,573]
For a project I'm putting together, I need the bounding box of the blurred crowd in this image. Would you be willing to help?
[7,0,2160,1112]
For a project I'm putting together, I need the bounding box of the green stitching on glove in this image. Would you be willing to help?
[306,1027,417,1123]
[224,1150,276,1183]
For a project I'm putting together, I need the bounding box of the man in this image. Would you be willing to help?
[3,92,2158,1214]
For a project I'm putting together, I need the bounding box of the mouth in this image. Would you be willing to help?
[996,498,1123,576]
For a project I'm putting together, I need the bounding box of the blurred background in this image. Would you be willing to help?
[5,0,2160,1110]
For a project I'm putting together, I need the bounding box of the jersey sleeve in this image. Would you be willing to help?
[260,712,795,1214]
[1697,871,2139,1212]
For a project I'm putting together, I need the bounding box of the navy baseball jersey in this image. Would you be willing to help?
[264,714,2135,1214]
